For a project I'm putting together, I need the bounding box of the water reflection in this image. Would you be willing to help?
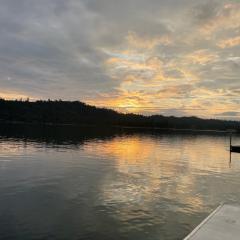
[0,124,240,240]
[84,135,239,221]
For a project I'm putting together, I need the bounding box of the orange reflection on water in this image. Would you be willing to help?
[84,134,235,218]
[84,134,231,175]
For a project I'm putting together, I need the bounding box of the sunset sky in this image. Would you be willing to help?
[0,0,240,119]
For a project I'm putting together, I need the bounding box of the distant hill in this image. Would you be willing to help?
[0,99,239,131]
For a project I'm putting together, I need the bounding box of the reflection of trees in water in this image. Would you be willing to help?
[0,124,120,148]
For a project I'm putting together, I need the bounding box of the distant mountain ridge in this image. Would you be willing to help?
[0,99,239,131]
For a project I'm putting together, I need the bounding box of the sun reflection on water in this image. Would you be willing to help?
[83,134,240,225]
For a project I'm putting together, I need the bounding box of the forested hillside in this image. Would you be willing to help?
[0,99,239,131]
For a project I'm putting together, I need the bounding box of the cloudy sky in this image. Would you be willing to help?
[0,0,240,118]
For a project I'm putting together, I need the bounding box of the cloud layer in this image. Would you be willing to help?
[0,0,239,119]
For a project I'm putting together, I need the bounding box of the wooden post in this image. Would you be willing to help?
[230,133,232,150]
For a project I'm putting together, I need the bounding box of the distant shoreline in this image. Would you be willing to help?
[0,120,233,134]
[0,99,239,132]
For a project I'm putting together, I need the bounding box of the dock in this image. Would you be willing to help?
[184,204,240,240]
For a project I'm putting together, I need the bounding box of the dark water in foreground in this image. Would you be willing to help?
[0,125,240,240]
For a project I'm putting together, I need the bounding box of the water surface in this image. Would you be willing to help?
[0,125,240,240]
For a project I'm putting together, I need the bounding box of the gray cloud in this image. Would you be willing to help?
[0,0,239,118]
[0,0,119,98]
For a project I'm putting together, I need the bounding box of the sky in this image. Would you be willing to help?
[0,0,240,119]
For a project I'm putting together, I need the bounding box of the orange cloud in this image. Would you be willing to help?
[98,20,238,119]
[199,3,240,36]
[87,86,240,118]
[126,31,172,50]
[186,49,218,65]
[104,49,166,83]
[86,89,154,114]
[217,36,240,48]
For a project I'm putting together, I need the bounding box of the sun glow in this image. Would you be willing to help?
[0,91,33,100]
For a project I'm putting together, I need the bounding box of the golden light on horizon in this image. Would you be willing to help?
[0,91,33,101]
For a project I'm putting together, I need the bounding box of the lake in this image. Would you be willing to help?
[0,124,240,240]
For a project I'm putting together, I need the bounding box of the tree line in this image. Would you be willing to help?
[0,99,239,131]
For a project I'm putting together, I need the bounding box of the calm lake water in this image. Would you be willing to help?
[0,124,240,240]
